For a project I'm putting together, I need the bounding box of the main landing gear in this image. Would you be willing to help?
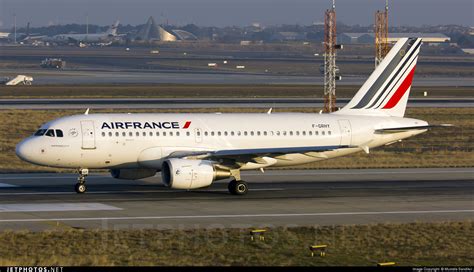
[228,179,248,195]
[75,168,89,194]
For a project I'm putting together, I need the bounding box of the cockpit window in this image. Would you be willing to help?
[55,130,64,137]
[34,129,46,136]
[45,129,55,137]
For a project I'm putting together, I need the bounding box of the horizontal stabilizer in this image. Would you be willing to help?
[375,124,453,134]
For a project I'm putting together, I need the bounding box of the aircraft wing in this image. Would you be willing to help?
[168,145,350,166]
[375,124,453,134]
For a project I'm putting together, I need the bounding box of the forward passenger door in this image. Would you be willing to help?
[80,120,96,149]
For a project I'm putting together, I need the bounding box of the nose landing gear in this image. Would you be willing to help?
[75,168,88,194]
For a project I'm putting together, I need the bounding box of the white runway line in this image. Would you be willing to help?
[245,169,474,176]
[0,203,122,213]
[0,169,472,180]
[0,209,472,223]
[0,175,110,180]
[0,183,17,187]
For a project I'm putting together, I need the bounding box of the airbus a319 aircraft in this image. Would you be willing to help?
[17,38,438,195]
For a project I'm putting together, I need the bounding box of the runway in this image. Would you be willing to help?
[0,168,472,231]
[1,68,473,86]
[1,97,473,109]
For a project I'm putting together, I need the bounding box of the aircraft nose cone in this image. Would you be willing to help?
[16,139,34,163]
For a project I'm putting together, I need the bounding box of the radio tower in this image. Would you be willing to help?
[323,0,338,113]
[375,0,389,67]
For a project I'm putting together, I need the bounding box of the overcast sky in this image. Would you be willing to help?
[0,0,473,28]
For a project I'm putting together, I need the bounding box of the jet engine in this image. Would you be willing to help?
[161,159,231,189]
[110,169,157,180]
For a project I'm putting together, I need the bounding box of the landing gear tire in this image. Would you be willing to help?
[228,180,248,195]
[75,183,87,194]
[75,168,89,194]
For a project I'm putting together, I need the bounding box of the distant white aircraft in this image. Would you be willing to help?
[16,38,445,195]
[4,75,33,85]
[46,21,119,44]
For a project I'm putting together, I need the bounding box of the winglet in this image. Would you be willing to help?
[267,108,273,114]
[84,108,90,115]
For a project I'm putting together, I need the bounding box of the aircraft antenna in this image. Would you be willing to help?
[375,0,389,67]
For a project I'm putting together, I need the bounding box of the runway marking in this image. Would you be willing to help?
[0,175,110,180]
[0,203,122,213]
[0,183,17,188]
[0,209,472,222]
[244,170,474,176]
[0,188,283,196]
[0,169,472,180]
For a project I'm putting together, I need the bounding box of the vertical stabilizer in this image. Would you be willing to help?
[335,37,422,117]
[106,20,119,36]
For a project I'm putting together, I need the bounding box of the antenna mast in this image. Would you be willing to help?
[323,0,339,113]
[86,13,89,36]
[13,13,17,44]
[375,0,389,67]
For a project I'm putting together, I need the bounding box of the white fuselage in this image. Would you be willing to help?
[16,112,427,171]
[49,33,113,43]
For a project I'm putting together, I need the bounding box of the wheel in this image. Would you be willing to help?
[75,183,87,194]
[228,180,248,195]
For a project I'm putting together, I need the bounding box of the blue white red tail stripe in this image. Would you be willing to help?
[335,37,422,118]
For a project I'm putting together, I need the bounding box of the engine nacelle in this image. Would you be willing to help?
[161,159,231,189]
[110,168,157,180]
